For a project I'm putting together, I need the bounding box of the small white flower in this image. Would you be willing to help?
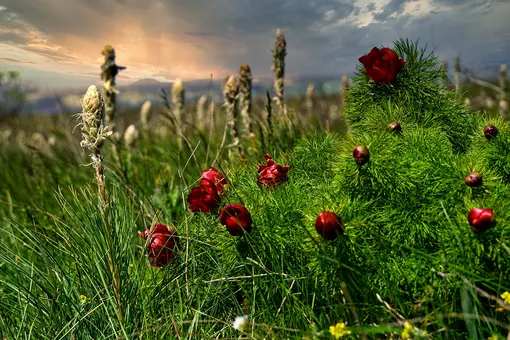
[47,135,56,146]
[233,315,249,331]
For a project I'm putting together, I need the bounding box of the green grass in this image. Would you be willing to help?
[0,39,509,339]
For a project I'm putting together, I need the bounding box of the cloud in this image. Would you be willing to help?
[0,0,508,90]
[372,0,415,21]
[0,57,36,64]
[366,2,377,11]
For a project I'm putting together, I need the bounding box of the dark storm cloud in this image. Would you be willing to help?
[0,0,509,90]
[0,0,360,38]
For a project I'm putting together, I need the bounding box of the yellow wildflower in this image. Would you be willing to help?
[79,295,88,305]
[401,321,414,340]
[329,322,351,339]
[501,291,510,304]
[488,334,499,340]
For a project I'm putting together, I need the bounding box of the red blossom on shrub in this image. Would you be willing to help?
[483,125,498,140]
[138,223,179,267]
[358,47,406,84]
[200,167,228,194]
[186,181,220,213]
[315,211,345,240]
[219,204,253,236]
[353,145,370,165]
[257,154,290,188]
[468,208,496,232]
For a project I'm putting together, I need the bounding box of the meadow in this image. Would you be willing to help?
[0,35,509,340]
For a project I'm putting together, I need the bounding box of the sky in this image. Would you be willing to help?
[0,0,509,91]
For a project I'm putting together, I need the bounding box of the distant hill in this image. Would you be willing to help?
[20,63,503,115]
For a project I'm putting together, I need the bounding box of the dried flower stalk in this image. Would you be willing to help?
[238,63,253,137]
[100,45,126,131]
[499,99,508,120]
[78,85,111,210]
[440,60,448,86]
[124,124,139,148]
[453,56,461,96]
[171,79,185,136]
[196,95,207,131]
[208,99,216,131]
[140,100,152,130]
[499,64,507,101]
[305,84,314,118]
[341,74,349,112]
[223,75,241,148]
[271,28,287,117]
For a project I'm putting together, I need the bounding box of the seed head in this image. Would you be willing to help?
[78,85,110,150]
[172,79,184,102]
[224,76,238,95]
[124,124,139,147]
[82,85,104,123]
[140,100,152,127]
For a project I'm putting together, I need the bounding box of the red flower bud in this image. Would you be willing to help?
[257,154,290,188]
[358,47,406,84]
[483,125,498,140]
[315,211,345,240]
[468,208,496,232]
[219,204,253,236]
[353,146,370,165]
[464,172,483,187]
[186,181,220,213]
[200,167,228,194]
[387,122,402,133]
[138,223,179,267]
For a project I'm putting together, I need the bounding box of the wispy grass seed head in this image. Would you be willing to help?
[171,79,185,134]
[124,124,139,148]
[196,95,208,130]
[140,100,152,128]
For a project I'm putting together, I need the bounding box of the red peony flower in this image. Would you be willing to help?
[483,125,498,140]
[353,145,370,165]
[468,208,496,232]
[200,167,228,194]
[464,172,483,187]
[219,204,253,236]
[138,223,179,267]
[315,211,345,240]
[358,47,406,84]
[257,154,290,188]
[186,180,220,213]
